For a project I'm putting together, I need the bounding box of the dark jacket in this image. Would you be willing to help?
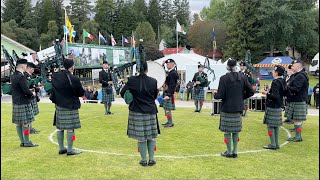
[164,69,179,97]
[50,70,85,110]
[99,69,113,87]
[266,78,285,108]
[24,72,40,99]
[120,74,158,114]
[186,81,193,92]
[240,70,253,85]
[11,71,34,105]
[91,91,98,100]
[214,72,254,113]
[286,70,309,102]
[192,72,208,88]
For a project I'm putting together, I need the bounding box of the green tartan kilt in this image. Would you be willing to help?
[243,99,249,110]
[55,105,81,130]
[163,96,175,110]
[263,107,282,127]
[127,111,159,141]
[285,102,307,121]
[31,97,39,116]
[219,112,242,133]
[12,103,34,124]
[192,87,205,101]
[102,87,115,103]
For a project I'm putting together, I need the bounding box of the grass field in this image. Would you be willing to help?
[1,103,319,180]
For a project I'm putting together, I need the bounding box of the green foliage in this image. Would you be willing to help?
[94,0,115,34]
[80,20,100,44]
[133,0,148,22]
[1,20,19,40]
[70,0,92,25]
[147,0,161,34]
[134,22,157,48]
[173,0,191,28]
[2,0,26,25]
[160,24,173,46]
[160,0,174,26]
[40,20,59,49]
[192,13,200,23]
[164,31,187,49]
[200,0,230,21]
[145,47,164,61]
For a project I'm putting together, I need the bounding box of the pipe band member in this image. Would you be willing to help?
[120,61,160,166]
[50,59,85,155]
[99,60,115,115]
[262,65,285,150]
[161,59,179,128]
[214,59,254,158]
[192,64,208,113]
[11,59,39,147]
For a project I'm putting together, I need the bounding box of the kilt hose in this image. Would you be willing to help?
[219,112,242,133]
[263,107,282,127]
[12,103,34,124]
[285,102,307,121]
[55,105,81,130]
[243,99,249,110]
[127,111,160,141]
[102,87,115,103]
[31,97,39,116]
[163,96,175,110]
[193,87,205,101]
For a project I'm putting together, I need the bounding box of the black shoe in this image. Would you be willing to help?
[67,149,82,156]
[148,160,156,166]
[290,128,295,132]
[284,119,293,124]
[30,128,39,134]
[233,154,238,158]
[276,145,280,149]
[59,149,68,154]
[287,137,303,142]
[20,143,24,147]
[263,144,277,150]
[32,128,40,133]
[221,151,233,158]
[139,160,148,166]
[22,141,39,147]
[194,110,199,112]
[162,122,169,126]
[164,123,174,128]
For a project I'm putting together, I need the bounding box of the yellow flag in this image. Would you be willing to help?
[66,16,72,32]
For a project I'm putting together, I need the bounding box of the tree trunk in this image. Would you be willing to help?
[270,44,274,57]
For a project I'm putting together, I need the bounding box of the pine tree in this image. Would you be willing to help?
[70,0,92,25]
[147,0,161,35]
[160,0,173,26]
[135,22,157,48]
[133,0,148,22]
[38,0,57,35]
[94,0,115,34]
[2,0,32,27]
[52,0,64,38]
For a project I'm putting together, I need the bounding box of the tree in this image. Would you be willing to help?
[147,0,161,35]
[37,0,57,34]
[145,47,164,61]
[52,0,64,38]
[133,0,148,22]
[80,20,100,44]
[160,24,173,44]
[1,20,19,40]
[16,27,39,51]
[94,0,115,34]
[164,31,187,48]
[188,20,227,56]
[193,13,200,23]
[70,0,92,25]
[160,0,173,26]
[200,0,230,21]
[134,22,157,48]
[2,0,24,24]
[173,0,191,27]
[40,20,59,49]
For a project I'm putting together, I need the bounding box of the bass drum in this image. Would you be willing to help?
[146,61,166,89]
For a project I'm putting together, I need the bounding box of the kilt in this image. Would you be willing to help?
[219,112,242,133]
[285,102,307,121]
[102,87,115,103]
[55,105,81,130]
[31,97,39,116]
[163,96,175,110]
[127,111,159,141]
[193,87,205,101]
[263,107,282,127]
[12,103,34,124]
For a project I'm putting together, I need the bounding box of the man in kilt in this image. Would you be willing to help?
[120,61,160,166]
[24,62,40,134]
[214,59,254,158]
[283,65,294,124]
[285,60,309,142]
[11,59,39,147]
[192,64,208,113]
[161,59,179,128]
[261,65,286,150]
[239,61,253,117]
[50,59,85,155]
[314,83,319,109]
[99,61,115,115]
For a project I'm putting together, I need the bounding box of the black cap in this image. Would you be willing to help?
[198,64,204,68]
[239,61,247,66]
[227,59,237,67]
[16,59,28,65]
[103,61,109,65]
[292,59,304,66]
[27,62,37,68]
[63,59,74,69]
[288,65,292,69]
[165,59,175,63]
[274,65,285,75]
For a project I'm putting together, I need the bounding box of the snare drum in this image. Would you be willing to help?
[249,94,266,111]
[211,99,222,115]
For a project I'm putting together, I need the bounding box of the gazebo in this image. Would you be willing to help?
[253,56,293,79]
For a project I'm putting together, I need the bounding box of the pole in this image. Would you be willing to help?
[176,29,178,54]
[98,31,100,60]
[64,8,68,54]
[83,30,85,44]
[122,35,124,47]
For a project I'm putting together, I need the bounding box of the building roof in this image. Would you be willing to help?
[161,47,223,58]
[162,48,185,55]
[253,56,293,67]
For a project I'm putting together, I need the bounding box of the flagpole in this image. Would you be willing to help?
[122,36,123,47]
[98,31,100,60]
[176,20,178,54]
[64,8,68,54]
[83,30,85,44]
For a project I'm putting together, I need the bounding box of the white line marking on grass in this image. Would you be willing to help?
[48,117,292,159]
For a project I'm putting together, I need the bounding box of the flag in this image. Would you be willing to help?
[83,29,94,40]
[212,27,217,50]
[69,26,76,43]
[63,25,69,35]
[111,34,116,46]
[176,20,186,34]
[122,36,128,44]
[66,16,72,32]
[99,32,108,44]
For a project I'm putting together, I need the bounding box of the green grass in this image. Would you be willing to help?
[1,103,319,180]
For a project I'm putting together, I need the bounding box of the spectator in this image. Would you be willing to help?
[84,86,92,102]
[307,86,313,105]
[91,87,99,103]
[186,81,193,101]
[314,83,319,109]
[179,83,186,101]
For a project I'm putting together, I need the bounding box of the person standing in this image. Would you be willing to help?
[286,60,309,142]
[192,64,208,113]
[284,65,294,123]
[91,86,99,103]
[307,85,313,105]
[262,66,286,150]
[24,62,41,134]
[99,61,115,115]
[11,59,39,147]
[239,61,253,117]
[120,62,160,166]
[50,59,85,155]
[186,81,193,101]
[313,83,319,109]
[179,82,186,101]
[214,59,254,158]
[161,59,179,128]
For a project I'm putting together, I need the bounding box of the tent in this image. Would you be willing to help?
[253,56,293,79]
